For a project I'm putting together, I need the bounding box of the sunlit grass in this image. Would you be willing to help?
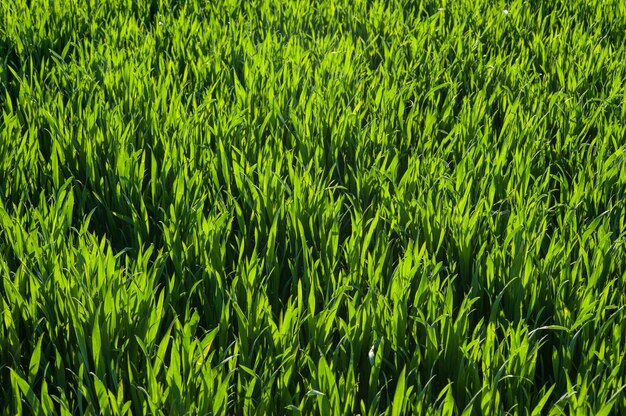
[1,0,625,414]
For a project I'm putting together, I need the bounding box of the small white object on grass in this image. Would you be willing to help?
[368,345,376,365]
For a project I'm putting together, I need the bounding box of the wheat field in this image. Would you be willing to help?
[1,0,625,414]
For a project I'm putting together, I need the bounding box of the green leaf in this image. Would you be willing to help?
[391,366,407,416]
[532,385,556,416]
[28,334,44,384]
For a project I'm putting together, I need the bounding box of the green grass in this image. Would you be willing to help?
[1,0,625,414]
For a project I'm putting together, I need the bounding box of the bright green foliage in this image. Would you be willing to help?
[1,0,626,414]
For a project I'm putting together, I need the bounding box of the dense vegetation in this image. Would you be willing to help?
[1,0,625,414]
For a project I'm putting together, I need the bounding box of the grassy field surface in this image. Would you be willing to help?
[1,0,626,414]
